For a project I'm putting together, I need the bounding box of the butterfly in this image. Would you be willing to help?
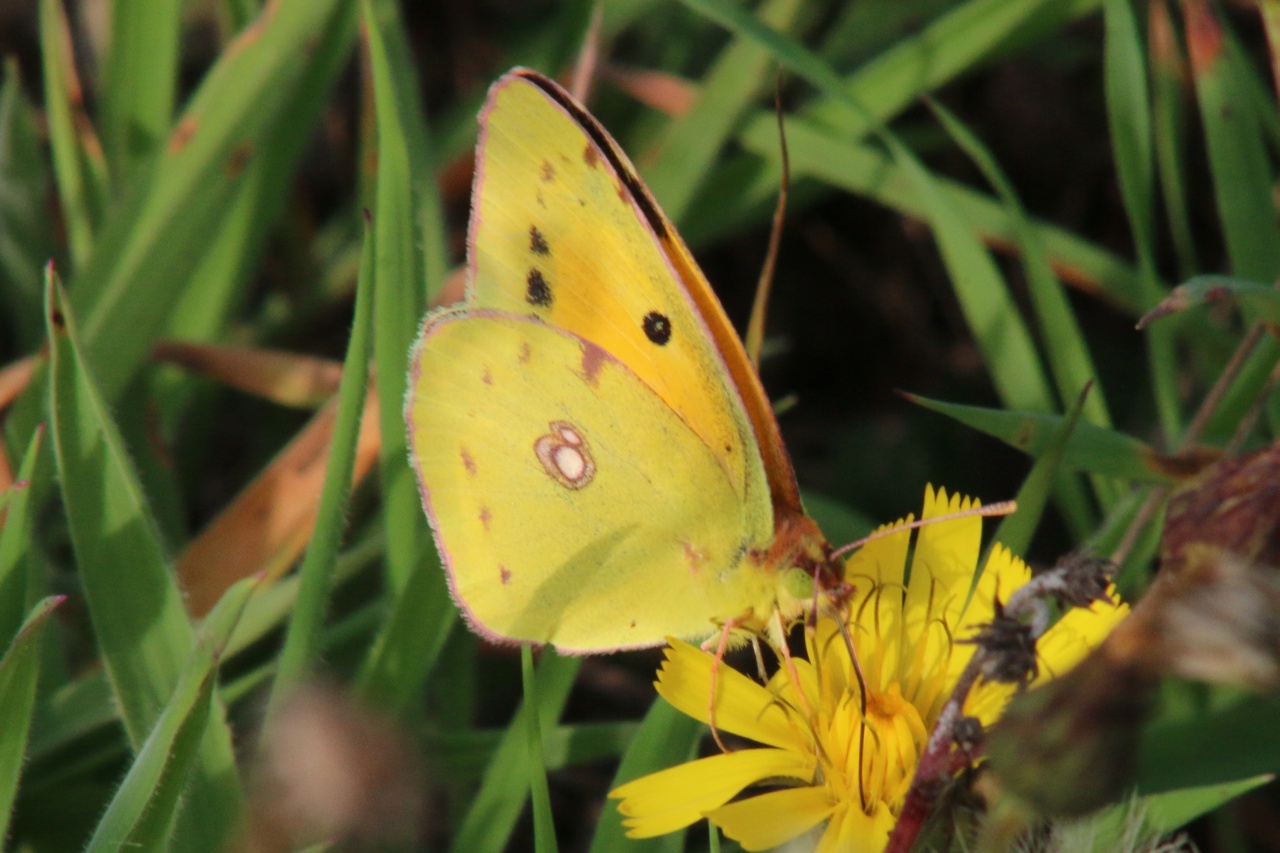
[404,68,841,654]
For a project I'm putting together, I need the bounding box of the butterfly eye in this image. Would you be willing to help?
[642,311,672,345]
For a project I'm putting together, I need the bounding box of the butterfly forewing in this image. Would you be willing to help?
[467,72,772,525]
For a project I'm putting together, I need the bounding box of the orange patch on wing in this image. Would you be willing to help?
[683,542,708,575]
[579,341,606,385]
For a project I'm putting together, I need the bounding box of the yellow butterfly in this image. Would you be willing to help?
[405,68,840,653]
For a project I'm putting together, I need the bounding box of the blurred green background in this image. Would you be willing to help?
[0,0,1278,850]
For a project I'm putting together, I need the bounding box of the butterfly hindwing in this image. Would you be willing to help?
[406,310,777,651]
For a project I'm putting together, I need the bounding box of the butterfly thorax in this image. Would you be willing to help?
[736,513,844,648]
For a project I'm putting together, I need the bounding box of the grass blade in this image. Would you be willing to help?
[0,426,44,645]
[452,653,580,853]
[0,61,52,346]
[1149,0,1198,278]
[995,386,1089,556]
[355,544,455,713]
[84,577,257,853]
[268,214,375,721]
[905,393,1177,485]
[38,0,108,267]
[45,267,244,849]
[640,0,804,224]
[68,0,358,404]
[0,596,63,842]
[363,0,432,592]
[523,646,559,853]
[1105,0,1180,440]
[100,0,181,179]
[728,118,1147,314]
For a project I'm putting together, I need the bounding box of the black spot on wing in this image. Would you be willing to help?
[642,311,672,345]
[527,269,552,307]
[520,72,670,241]
[530,226,550,256]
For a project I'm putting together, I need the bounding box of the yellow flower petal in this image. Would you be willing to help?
[708,785,835,851]
[610,487,1129,853]
[610,748,814,838]
[655,639,810,751]
[816,797,896,853]
[1034,587,1129,684]
[912,486,981,615]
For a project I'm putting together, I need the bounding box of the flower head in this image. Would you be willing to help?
[611,486,1129,852]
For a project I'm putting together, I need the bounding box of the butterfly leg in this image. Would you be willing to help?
[702,621,738,754]
[767,609,814,720]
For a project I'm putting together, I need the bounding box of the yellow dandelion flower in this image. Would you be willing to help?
[611,486,1129,853]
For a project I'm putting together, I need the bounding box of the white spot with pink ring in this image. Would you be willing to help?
[534,421,595,489]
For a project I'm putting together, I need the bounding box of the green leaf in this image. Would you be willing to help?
[1138,691,1280,795]
[0,597,63,841]
[906,394,1175,484]
[84,577,257,853]
[45,269,244,849]
[1138,275,1280,328]
[995,385,1090,557]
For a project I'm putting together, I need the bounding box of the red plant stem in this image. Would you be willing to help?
[884,565,1088,852]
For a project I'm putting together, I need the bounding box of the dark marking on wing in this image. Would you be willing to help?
[583,144,599,169]
[540,160,555,182]
[530,225,550,256]
[580,340,606,386]
[642,311,672,345]
[526,269,552,307]
[521,72,670,240]
[460,447,477,476]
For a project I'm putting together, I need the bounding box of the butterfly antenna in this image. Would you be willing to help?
[568,2,604,103]
[744,74,790,369]
[830,500,1017,560]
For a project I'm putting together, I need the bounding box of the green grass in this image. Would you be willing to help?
[1,0,1278,850]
